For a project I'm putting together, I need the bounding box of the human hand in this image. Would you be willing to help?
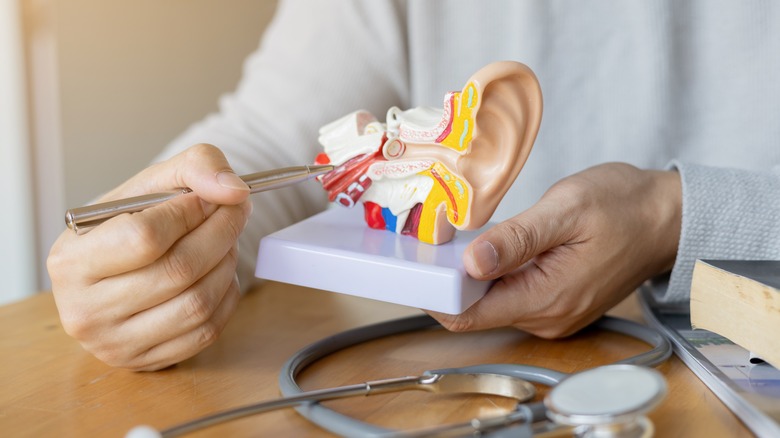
[429,163,681,338]
[47,144,252,371]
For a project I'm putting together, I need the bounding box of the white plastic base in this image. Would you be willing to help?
[255,207,492,315]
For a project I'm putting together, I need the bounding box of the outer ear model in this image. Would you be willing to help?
[315,61,543,245]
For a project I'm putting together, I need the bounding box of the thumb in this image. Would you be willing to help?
[118,143,250,206]
[463,203,571,280]
[177,144,250,205]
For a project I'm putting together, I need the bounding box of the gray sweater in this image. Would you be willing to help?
[158,0,780,303]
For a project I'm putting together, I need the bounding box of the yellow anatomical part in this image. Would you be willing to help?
[439,82,479,153]
[417,162,471,244]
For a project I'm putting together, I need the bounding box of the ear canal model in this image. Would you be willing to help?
[315,61,543,245]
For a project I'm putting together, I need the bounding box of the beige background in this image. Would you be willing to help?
[3,0,278,301]
[56,0,278,206]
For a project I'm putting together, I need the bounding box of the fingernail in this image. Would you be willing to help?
[471,240,498,276]
[216,171,249,191]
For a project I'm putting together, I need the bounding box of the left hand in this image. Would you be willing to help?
[47,144,251,371]
[428,162,682,338]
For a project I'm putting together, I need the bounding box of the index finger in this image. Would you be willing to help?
[62,192,213,280]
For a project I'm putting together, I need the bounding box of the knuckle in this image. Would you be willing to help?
[533,320,580,339]
[530,327,567,340]
[227,245,239,265]
[55,297,152,370]
[227,277,241,301]
[57,302,111,344]
[128,361,164,372]
[207,207,245,244]
[242,198,254,216]
[59,310,92,341]
[516,307,583,340]
[437,313,476,333]
[551,178,591,209]
[164,198,202,232]
[83,337,136,368]
[162,249,198,286]
[125,220,167,260]
[123,349,175,372]
[221,248,240,277]
[219,207,245,240]
[503,221,537,262]
[93,347,129,368]
[195,321,221,348]
[46,258,64,281]
[182,291,215,324]
[186,143,220,164]
[46,247,68,279]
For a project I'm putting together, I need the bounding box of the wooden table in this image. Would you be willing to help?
[1,282,752,437]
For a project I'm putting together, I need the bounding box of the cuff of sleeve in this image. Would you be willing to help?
[652,160,780,304]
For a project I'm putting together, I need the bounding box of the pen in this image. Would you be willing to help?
[65,164,335,234]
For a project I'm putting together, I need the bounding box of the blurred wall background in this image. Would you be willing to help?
[1,0,277,304]
[1,0,37,304]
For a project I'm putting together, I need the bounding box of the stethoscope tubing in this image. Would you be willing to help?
[277,314,672,437]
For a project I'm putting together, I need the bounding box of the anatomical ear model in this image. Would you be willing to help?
[315,61,543,245]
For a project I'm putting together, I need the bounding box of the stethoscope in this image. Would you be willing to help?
[127,314,672,438]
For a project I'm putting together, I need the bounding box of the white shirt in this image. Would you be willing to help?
[157,0,780,303]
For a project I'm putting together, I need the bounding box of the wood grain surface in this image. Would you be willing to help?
[0,282,752,437]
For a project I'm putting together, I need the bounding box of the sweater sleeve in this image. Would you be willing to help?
[151,0,409,289]
[652,161,780,304]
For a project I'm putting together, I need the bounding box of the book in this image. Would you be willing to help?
[690,259,780,369]
[640,286,780,438]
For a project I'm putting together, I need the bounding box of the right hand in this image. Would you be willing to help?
[429,163,681,338]
[47,144,252,371]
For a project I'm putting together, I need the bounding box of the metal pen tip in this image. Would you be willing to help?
[307,164,335,176]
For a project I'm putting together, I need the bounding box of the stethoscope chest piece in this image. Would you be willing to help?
[544,364,666,438]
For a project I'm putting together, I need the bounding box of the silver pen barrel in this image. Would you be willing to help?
[242,165,332,193]
[65,164,334,234]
